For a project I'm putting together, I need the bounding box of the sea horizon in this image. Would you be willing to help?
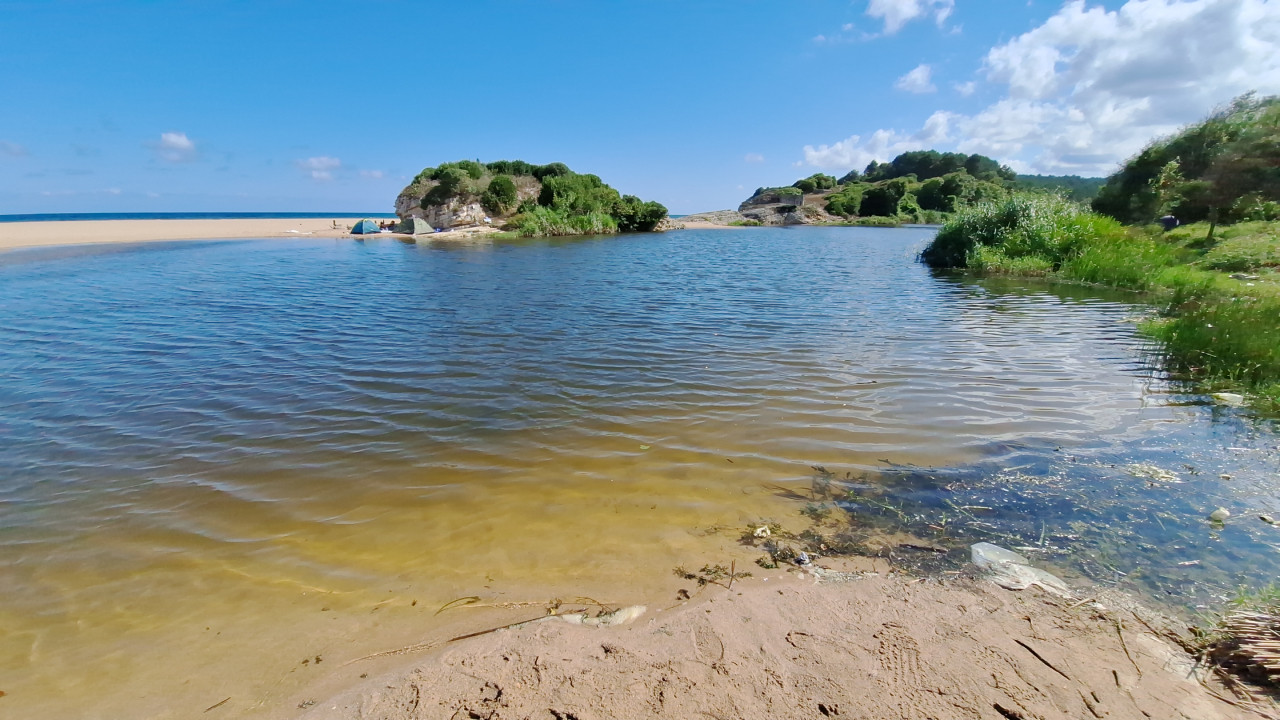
[0,211,398,223]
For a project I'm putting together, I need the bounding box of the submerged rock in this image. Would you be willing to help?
[970,542,1071,597]
[1212,392,1246,407]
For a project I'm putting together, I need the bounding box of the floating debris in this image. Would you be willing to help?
[970,542,1071,597]
[1262,515,1278,526]
[1125,463,1180,483]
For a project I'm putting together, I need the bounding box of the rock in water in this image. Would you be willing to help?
[1209,507,1231,523]
[970,542,1071,597]
[1211,392,1245,407]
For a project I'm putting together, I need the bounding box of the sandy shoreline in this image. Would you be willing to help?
[287,564,1269,720]
[0,218,506,251]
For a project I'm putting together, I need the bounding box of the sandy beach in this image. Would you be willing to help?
[296,566,1267,720]
[0,218,503,251]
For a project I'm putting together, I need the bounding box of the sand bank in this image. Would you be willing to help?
[296,566,1267,720]
[0,218,504,251]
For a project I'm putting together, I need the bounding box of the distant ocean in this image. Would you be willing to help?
[0,212,397,223]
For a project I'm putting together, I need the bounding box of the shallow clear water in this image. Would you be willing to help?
[1,227,1277,718]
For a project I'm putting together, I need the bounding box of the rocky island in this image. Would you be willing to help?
[395,160,668,237]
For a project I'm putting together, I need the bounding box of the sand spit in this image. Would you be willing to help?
[0,218,504,251]
[298,570,1269,720]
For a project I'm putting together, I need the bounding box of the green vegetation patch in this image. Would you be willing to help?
[403,159,667,238]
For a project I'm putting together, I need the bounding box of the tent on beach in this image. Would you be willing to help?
[394,217,433,235]
[351,219,381,234]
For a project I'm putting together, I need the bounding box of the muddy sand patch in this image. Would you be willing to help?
[297,570,1270,720]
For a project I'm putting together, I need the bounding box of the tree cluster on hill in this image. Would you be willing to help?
[1092,93,1280,231]
[405,160,667,236]
[1012,175,1105,203]
[745,151,1013,223]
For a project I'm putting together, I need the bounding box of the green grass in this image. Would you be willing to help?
[922,196,1280,411]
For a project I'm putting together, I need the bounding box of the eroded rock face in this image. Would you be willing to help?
[740,203,831,226]
[395,178,541,229]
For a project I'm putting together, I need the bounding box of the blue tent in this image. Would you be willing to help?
[351,219,380,234]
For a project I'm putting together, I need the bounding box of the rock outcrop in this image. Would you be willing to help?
[395,176,540,230]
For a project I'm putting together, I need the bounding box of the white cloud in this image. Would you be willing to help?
[744,153,765,163]
[803,111,953,170]
[866,0,955,34]
[155,132,196,162]
[804,0,1280,176]
[954,80,977,96]
[1,140,28,157]
[359,169,385,179]
[297,156,341,181]
[895,64,937,93]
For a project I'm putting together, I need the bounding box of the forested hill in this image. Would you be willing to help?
[738,151,1015,226]
[1013,175,1105,203]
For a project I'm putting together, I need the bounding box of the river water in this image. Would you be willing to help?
[1,227,1278,718]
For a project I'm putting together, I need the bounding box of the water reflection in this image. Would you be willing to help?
[0,227,1276,718]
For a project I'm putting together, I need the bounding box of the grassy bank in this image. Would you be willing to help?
[921,194,1280,410]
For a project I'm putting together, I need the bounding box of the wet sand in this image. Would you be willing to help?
[0,218,503,250]
[296,565,1270,720]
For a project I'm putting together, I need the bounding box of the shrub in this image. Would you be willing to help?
[481,175,518,214]
[921,193,1123,269]
[793,173,837,193]
[825,184,865,216]
[860,179,909,217]
[512,206,618,237]
[485,160,538,177]
[422,166,471,206]
[613,195,668,232]
[538,173,620,215]
[533,162,572,180]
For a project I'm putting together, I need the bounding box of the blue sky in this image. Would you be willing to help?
[1,0,1277,214]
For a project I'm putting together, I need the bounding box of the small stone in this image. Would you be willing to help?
[753,525,771,538]
[1261,515,1277,526]
[1209,507,1231,523]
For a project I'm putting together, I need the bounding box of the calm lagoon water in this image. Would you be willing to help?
[2,227,1278,717]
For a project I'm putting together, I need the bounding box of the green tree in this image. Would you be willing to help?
[422,166,471,206]
[614,195,668,232]
[533,162,572,180]
[825,185,864,216]
[481,175,519,214]
[860,179,909,216]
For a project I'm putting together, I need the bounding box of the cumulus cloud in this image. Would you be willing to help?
[154,132,196,162]
[804,0,1280,176]
[895,64,937,93]
[1,140,29,157]
[744,153,765,163]
[298,156,341,181]
[359,169,385,179]
[804,111,953,170]
[954,80,977,96]
[866,0,955,34]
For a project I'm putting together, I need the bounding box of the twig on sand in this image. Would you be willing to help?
[1114,619,1142,678]
[204,697,231,713]
[342,640,443,666]
[449,615,554,643]
[1014,638,1071,680]
[435,596,481,615]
